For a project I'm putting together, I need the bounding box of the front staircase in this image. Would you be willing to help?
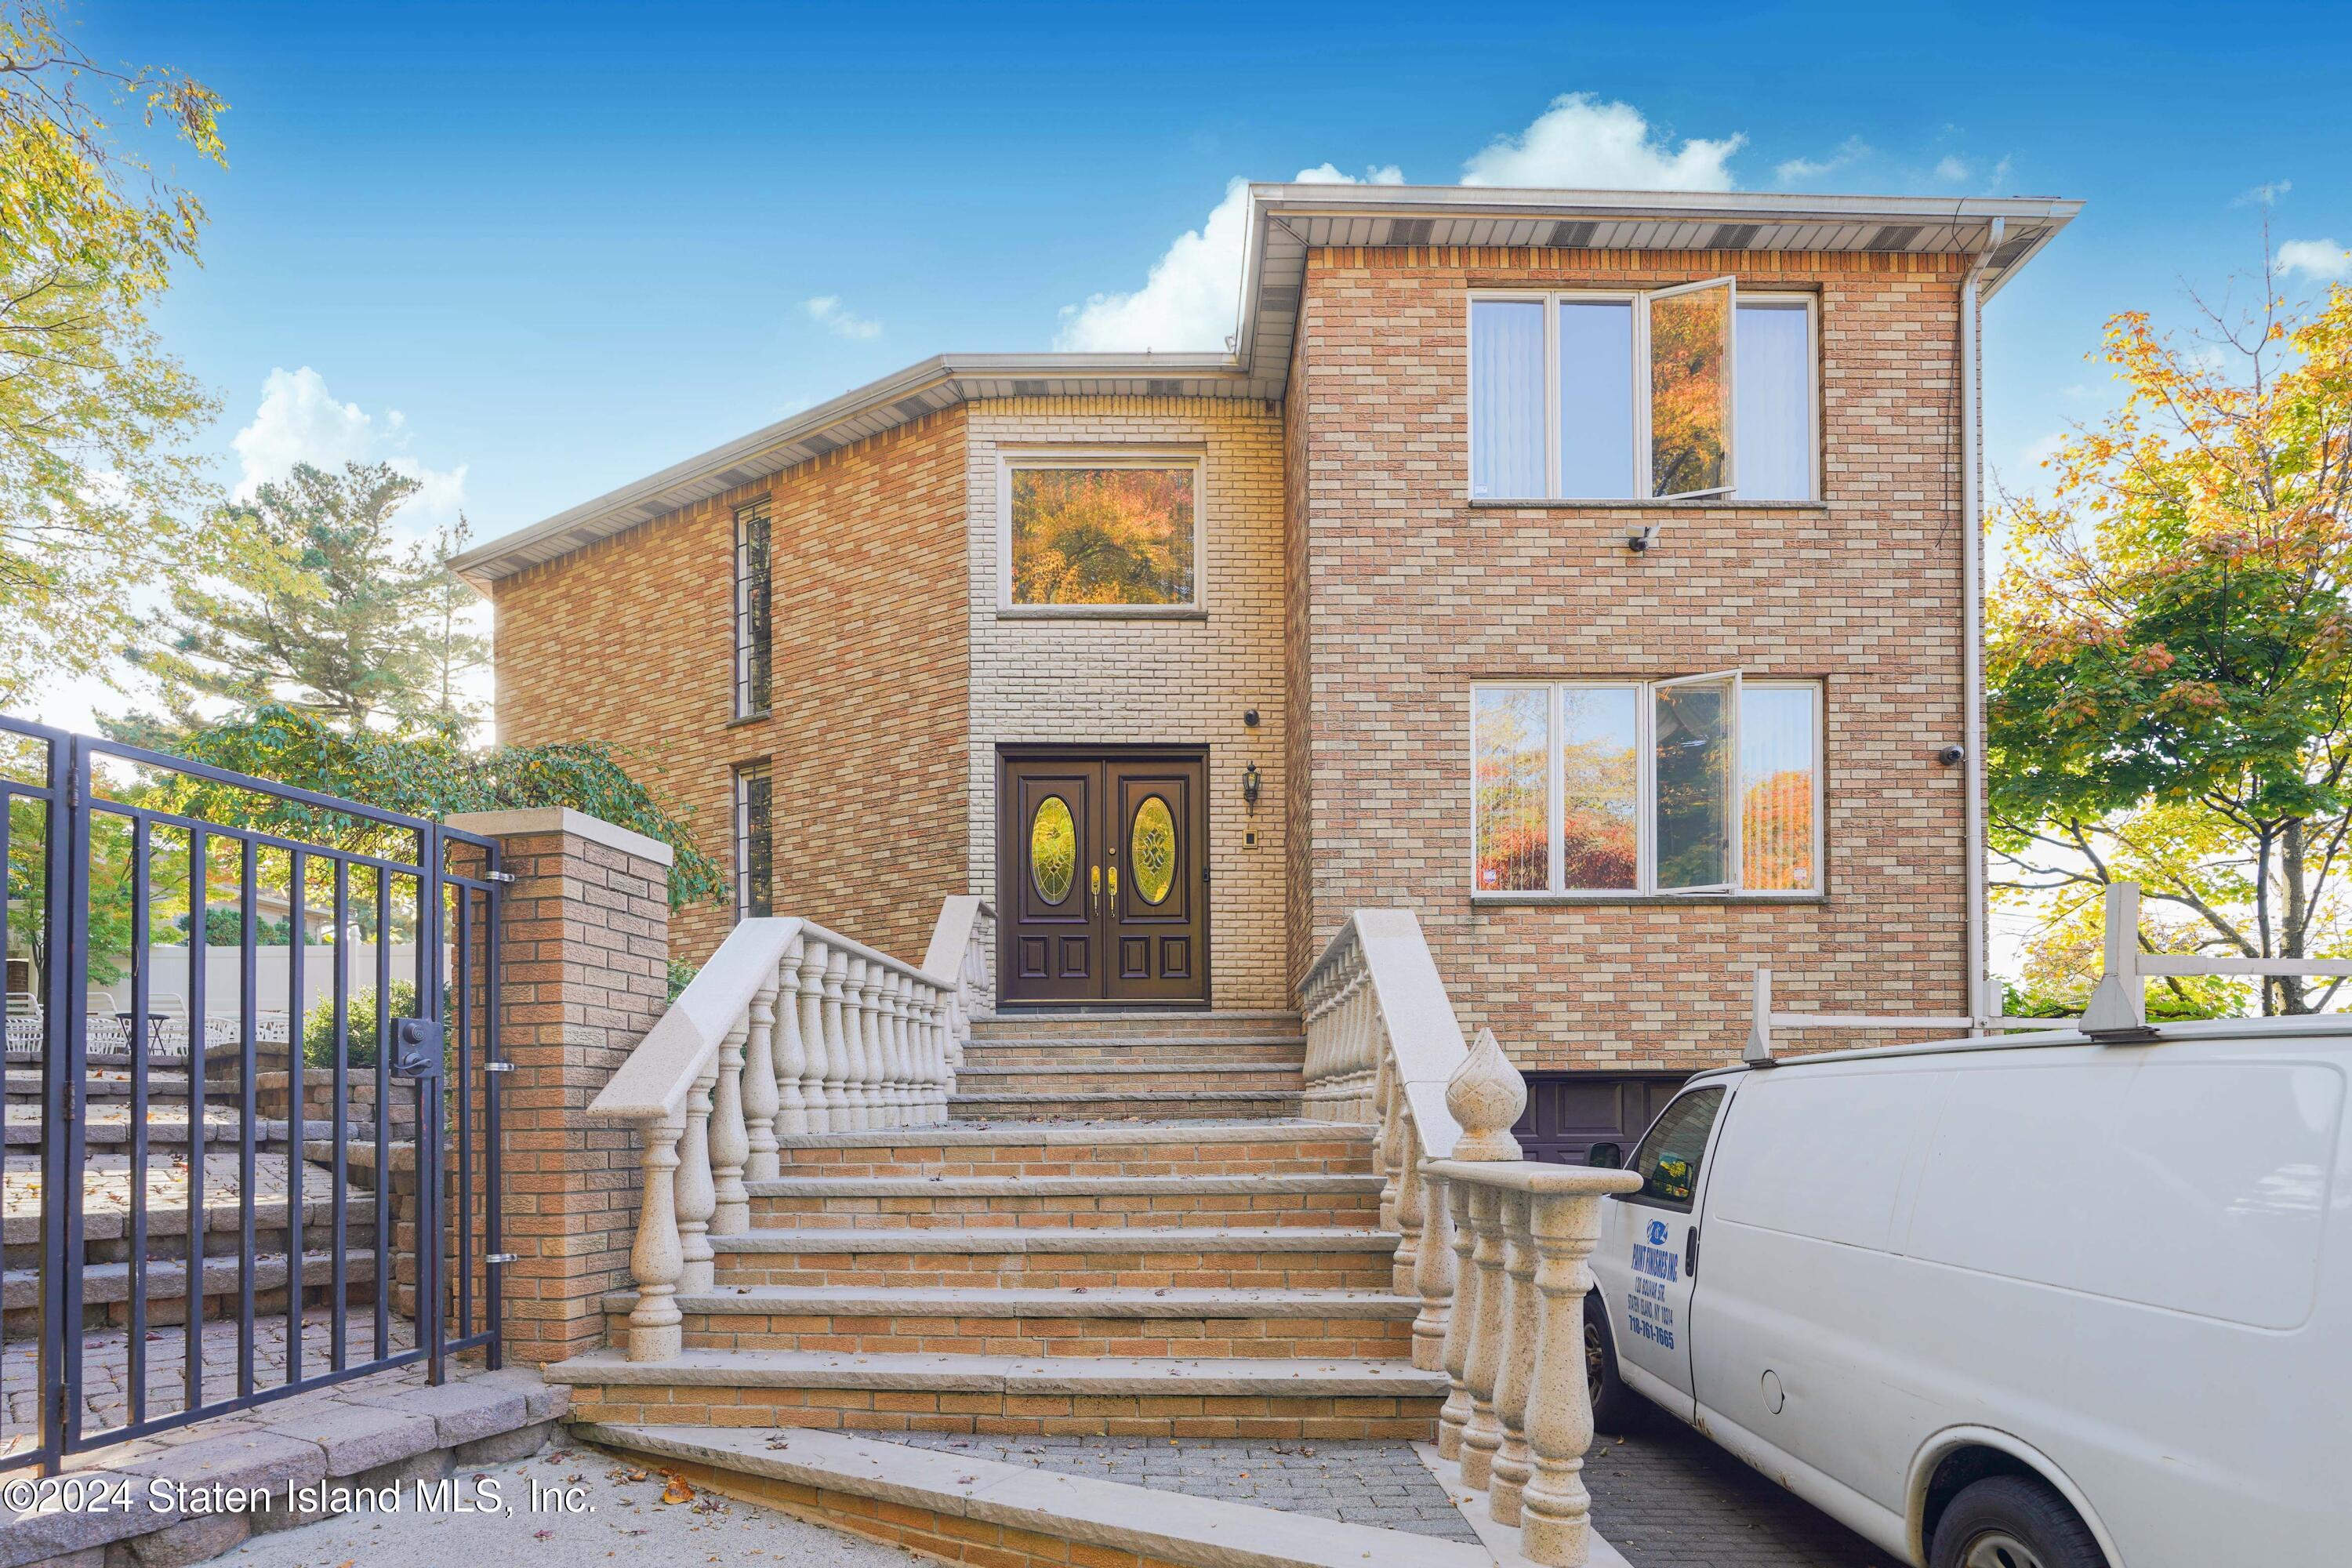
[556,908,1631,1568]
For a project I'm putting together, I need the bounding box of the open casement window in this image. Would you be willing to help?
[1642,278,1737,500]
[1650,670,1740,892]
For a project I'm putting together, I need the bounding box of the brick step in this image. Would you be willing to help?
[771,1122,1373,1180]
[1,1112,307,1152]
[2,1247,380,1331]
[949,1089,1305,1120]
[952,1063,1306,1094]
[551,1348,1446,1440]
[603,1284,1419,1359]
[960,1038,1306,1066]
[971,1010,1301,1041]
[749,1171,1382,1230]
[710,1227,1401,1291]
[572,1425,1486,1566]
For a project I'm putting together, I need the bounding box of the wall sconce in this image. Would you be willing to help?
[1241,762,1261,813]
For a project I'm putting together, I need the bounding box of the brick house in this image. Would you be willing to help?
[452,183,2077,1159]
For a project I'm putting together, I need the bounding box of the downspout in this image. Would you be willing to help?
[1961,218,2002,1033]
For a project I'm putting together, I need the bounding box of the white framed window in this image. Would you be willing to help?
[1471,677,1821,898]
[1468,288,1818,503]
[998,451,1203,614]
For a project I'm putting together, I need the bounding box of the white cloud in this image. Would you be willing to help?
[1934,155,1971,182]
[2235,179,2292,208]
[1057,94,1751,353]
[1774,136,1869,186]
[802,295,882,340]
[230,366,468,527]
[2279,239,2350,281]
[1460,93,1741,191]
[1054,163,1403,353]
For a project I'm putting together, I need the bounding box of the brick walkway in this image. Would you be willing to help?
[2,1307,416,1457]
[894,1432,1480,1543]
[1584,1422,1898,1568]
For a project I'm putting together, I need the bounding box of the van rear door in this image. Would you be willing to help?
[1595,1082,1733,1415]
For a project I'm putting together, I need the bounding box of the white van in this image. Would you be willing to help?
[1582,1018,2352,1568]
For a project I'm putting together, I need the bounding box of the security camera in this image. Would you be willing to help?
[1938,743,1968,766]
[1627,524,1658,554]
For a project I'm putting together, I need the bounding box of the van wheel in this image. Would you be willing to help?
[1582,1293,1648,1435]
[1929,1475,2105,1568]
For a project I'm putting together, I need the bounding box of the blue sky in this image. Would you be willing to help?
[47,0,2352,728]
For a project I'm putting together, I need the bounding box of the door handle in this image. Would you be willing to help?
[1090,864,1100,915]
[1107,863,1118,903]
[1684,1225,1700,1280]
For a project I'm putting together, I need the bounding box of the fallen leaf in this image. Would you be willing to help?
[660,1472,696,1504]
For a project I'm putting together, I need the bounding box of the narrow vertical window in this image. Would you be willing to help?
[1647,279,1735,499]
[1469,299,1546,499]
[732,499,772,717]
[1740,684,1818,890]
[1733,302,1815,501]
[733,760,773,920]
[1474,687,1550,892]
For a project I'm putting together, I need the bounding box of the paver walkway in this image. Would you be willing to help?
[1584,1422,1897,1567]
[893,1432,1480,1543]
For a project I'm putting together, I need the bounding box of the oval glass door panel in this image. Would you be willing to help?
[1131,795,1177,906]
[1031,795,1076,904]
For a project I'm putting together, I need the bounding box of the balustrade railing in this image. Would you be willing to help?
[588,897,993,1363]
[1301,913,1639,1567]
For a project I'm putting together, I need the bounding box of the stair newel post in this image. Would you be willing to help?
[820,944,853,1131]
[1488,1189,1539,1524]
[1409,1135,1453,1371]
[1519,1183,1621,1568]
[1436,1173,1478,1460]
[710,1018,752,1235]
[677,1067,719,1294]
[798,937,833,1134]
[772,942,809,1137]
[624,1112,687,1363]
[742,978,781,1183]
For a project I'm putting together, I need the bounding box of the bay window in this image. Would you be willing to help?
[1472,677,1820,897]
[1468,286,1817,503]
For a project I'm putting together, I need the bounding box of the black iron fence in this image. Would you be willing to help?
[0,715,504,1472]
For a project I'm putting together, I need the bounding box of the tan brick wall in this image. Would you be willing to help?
[1291,246,1973,1072]
[492,408,971,968]
[966,398,1291,1010]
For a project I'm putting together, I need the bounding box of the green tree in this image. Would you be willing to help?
[1987,260,2352,1015]
[132,462,488,736]
[0,1,231,702]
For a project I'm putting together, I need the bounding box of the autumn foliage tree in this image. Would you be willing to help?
[1987,256,2352,1014]
[1010,468,1195,604]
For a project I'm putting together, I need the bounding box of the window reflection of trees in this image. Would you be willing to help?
[1011,468,1196,605]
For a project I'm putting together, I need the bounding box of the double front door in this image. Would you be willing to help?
[1000,752,1207,1005]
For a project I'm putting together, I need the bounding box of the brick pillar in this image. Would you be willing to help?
[445,807,672,1367]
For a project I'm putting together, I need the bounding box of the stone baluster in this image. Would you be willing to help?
[625,1113,686,1362]
[1459,1183,1510,1489]
[1520,1182,1620,1567]
[710,1021,751,1235]
[855,956,887,1127]
[1392,1107,1424,1298]
[798,936,833,1134]
[1489,1189,1538,1525]
[918,982,947,1123]
[742,978,781,1183]
[820,945,852,1129]
[1410,1135,1452,1371]
[1374,1057,1403,1234]
[888,970,914,1123]
[773,944,808,1137]
[677,1068,718,1294]
[1436,1174,1478,1461]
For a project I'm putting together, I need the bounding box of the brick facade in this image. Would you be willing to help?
[1289,245,1973,1071]
[492,408,970,968]
[965,397,1291,1011]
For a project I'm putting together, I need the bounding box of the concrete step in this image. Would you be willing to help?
[709,1226,1402,1291]
[949,1088,1306,1120]
[551,1348,1446,1440]
[772,1121,1373,1180]
[601,1283,1419,1360]
[961,1036,1307,1067]
[952,1062,1307,1094]
[973,1011,1301,1041]
[749,1171,1383,1231]
[573,1423,1495,1568]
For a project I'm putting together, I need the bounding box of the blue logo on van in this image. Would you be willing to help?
[1646,1220,1669,1246]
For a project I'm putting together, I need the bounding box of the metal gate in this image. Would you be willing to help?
[0,715,504,1472]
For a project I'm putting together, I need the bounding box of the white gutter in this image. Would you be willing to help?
[1961,218,2002,1033]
